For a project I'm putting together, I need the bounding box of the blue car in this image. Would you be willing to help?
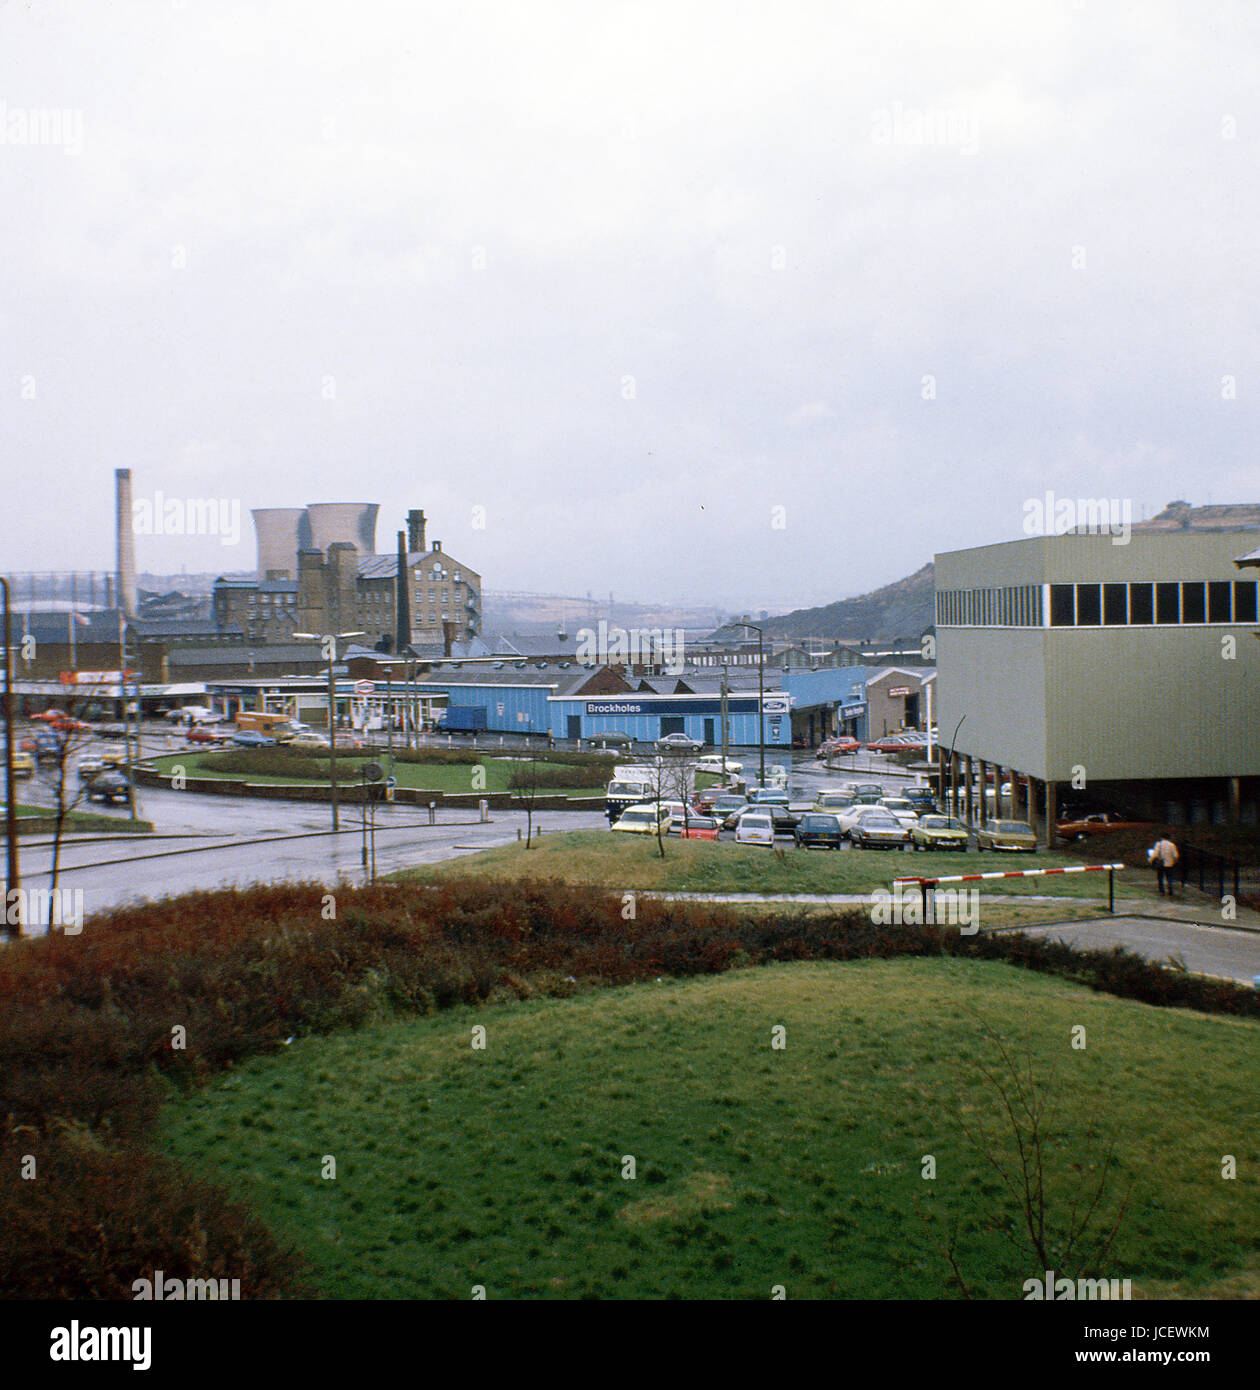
[231,730,278,747]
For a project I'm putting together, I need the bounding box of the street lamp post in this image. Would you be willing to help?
[294,630,364,833]
[948,714,966,820]
[738,619,766,788]
[1,577,21,939]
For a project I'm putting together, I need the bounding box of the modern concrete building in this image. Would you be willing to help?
[934,530,1260,840]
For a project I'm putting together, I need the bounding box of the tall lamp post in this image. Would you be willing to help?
[1,577,21,939]
[948,714,966,820]
[738,619,766,788]
[294,630,364,833]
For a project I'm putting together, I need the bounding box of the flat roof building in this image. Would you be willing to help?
[934,530,1260,838]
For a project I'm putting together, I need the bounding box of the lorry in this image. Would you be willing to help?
[235,711,304,741]
[438,706,489,735]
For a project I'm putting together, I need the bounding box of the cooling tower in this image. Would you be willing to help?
[305,503,379,559]
[252,507,307,581]
[115,469,137,618]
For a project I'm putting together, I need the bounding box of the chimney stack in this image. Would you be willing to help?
[395,530,412,653]
[407,509,426,554]
[115,468,137,618]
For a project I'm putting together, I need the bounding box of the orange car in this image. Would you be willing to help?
[1055,811,1153,842]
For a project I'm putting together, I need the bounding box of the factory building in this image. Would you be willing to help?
[933,529,1260,839]
[212,505,482,653]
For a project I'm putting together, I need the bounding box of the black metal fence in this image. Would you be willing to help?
[1177,847,1260,905]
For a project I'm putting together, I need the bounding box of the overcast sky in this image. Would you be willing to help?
[2,0,1257,611]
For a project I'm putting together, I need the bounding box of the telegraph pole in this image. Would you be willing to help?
[2,577,21,938]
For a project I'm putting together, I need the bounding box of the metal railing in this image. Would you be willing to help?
[1177,846,1259,905]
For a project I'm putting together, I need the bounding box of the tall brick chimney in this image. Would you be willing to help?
[407,509,426,554]
[115,468,137,617]
[395,530,412,652]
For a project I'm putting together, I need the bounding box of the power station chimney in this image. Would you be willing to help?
[407,509,426,554]
[115,468,137,618]
[395,530,412,653]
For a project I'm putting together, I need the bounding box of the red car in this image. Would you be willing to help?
[32,708,68,723]
[677,816,721,840]
[186,725,232,745]
[817,736,860,758]
[49,715,93,733]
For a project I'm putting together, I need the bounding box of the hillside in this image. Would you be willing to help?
[762,562,935,643]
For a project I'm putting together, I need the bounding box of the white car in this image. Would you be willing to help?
[734,810,775,846]
[287,731,331,750]
[838,803,897,839]
[695,755,742,777]
[611,802,672,835]
[877,797,920,830]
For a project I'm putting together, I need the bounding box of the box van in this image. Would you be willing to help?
[236,711,303,740]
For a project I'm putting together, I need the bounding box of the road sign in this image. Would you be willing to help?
[354,680,375,697]
[362,762,385,782]
[385,776,397,789]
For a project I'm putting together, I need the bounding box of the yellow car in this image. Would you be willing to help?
[11,751,36,780]
[611,802,672,835]
[975,819,1037,853]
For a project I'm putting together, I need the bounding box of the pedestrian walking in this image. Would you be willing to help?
[1148,833,1179,896]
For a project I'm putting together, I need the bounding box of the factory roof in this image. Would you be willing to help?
[167,645,328,669]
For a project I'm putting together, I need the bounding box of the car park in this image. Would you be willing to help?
[909,815,970,851]
[611,802,671,835]
[677,815,721,841]
[655,732,703,753]
[975,819,1037,853]
[734,810,775,847]
[84,769,130,804]
[231,730,278,748]
[849,810,910,850]
[794,813,844,850]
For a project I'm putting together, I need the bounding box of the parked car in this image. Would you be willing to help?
[877,796,920,830]
[186,725,233,745]
[909,815,970,851]
[1055,810,1154,842]
[591,730,633,748]
[747,787,789,806]
[655,732,703,753]
[837,802,889,839]
[711,794,749,824]
[794,812,844,850]
[812,790,856,812]
[734,810,775,847]
[677,815,721,841]
[22,732,66,762]
[902,785,939,814]
[663,800,692,833]
[611,802,671,835]
[975,819,1038,853]
[84,769,130,804]
[94,743,132,767]
[729,803,799,835]
[817,736,860,758]
[849,810,910,850]
[11,751,36,780]
[231,730,278,748]
[695,754,742,777]
[866,734,916,754]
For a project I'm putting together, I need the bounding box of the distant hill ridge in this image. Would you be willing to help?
[764,501,1260,642]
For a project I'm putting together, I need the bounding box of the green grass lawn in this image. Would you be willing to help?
[394,829,1155,901]
[9,803,153,834]
[159,957,1260,1299]
[149,751,605,798]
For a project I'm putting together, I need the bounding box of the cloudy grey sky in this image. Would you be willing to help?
[2,0,1256,610]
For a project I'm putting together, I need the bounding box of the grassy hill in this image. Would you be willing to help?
[764,562,935,643]
[160,958,1260,1299]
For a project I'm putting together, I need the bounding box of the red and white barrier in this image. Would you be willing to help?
[893,863,1124,887]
